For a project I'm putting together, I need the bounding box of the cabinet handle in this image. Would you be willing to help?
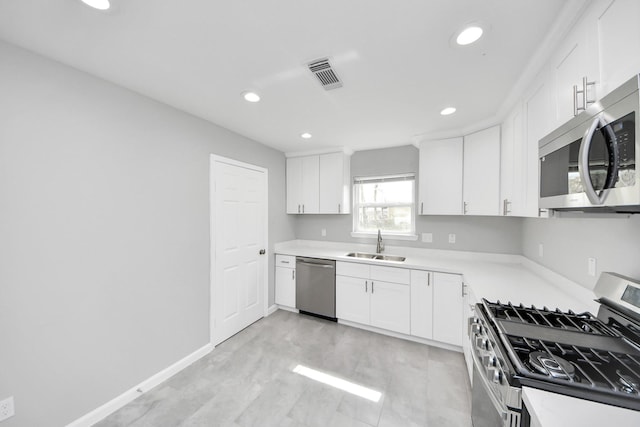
[421,202,424,215]
[503,199,511,216]
[463,201,468,214]
[427,272,431,287]
[302,204,305,214]
[371,281,374,294]
[365,280,368,292]
[281,260,289,264]
[462,282,467,297]
[573,84,579,117]
[292,270,295,280]
[338,203,341,214]
[298,204,301,214]
[574,76,596,116]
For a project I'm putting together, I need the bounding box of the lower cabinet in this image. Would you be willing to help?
[336,262,410,335]
[462,284,478,382]
[275,255,296,308]
[410,269,464,347]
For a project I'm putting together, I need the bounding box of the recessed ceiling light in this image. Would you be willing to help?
[81,0,111,10]
[242,91,261,103]
[300,132,312,139]
[456,26,483,45]
[440,107,457,116]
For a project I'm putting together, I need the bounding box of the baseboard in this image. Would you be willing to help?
[267,304,279,316]
[337,319,462,353]
[66,343,214,427]
[275,305,299,314]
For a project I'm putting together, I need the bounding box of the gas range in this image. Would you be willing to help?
[470,273,640,427]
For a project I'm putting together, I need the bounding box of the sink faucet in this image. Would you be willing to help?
[376,229,384,253]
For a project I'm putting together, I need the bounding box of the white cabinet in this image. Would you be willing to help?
[336,262,410,335]
[462,284,477,382]
[418,138,463,215]
[432,272,464,346]
[500,105,526,216]
[463,126,501,216]
[286,156,319,214]
[410,270,434,339]
[319,152,350,214]
[286,152,350,214]
[411,270,463,346]
[596,0,640,97]
[275,255,296,308]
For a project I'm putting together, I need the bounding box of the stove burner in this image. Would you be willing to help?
[529,351,575,380]
[617,371,639,394]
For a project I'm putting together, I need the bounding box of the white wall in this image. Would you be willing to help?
[522,215,640,290]
[294,146,523,254]
[0,41,294,427]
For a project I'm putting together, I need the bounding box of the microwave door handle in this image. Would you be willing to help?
[578,115,607,205]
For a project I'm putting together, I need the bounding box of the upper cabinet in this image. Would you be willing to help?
[286,152,350,214]
[463,125,501,216]
[595,0,640,97]
[319,152,351,214]
[418,137,463,215]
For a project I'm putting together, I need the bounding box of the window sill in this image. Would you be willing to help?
[350,232,418,241]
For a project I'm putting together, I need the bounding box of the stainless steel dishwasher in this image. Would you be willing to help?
[295,257,336,320]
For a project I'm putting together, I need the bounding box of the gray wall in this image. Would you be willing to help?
[522,215,640,290]
[0,41,294,427]
[295,146,523,254]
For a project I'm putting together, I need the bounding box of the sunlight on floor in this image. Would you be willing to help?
[293,364,383,402]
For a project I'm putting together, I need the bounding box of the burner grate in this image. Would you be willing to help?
[484,300,618,336]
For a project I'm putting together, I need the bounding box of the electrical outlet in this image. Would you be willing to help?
[0,396,15,421]
[588,258,597,277]
[448,233,456,244]
[538,243,544,258]
[321,228,326,237]
[422,233,433,243]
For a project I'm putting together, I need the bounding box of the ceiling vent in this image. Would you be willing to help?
[308,58,343,90]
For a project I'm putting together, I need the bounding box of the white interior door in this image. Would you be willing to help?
[211,156,267,345]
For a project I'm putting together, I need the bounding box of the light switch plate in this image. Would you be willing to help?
[0,396,15,421]
[538,243,544,258]
[588,258,597,277]
[422,233,433,243]
[321,228,327,237]
[448,234,456,244]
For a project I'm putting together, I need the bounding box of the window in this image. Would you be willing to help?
[352,174,415,236]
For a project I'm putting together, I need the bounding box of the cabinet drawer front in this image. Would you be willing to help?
[370,265,410,284]
[275,254,296,267]
[336,261,370,278]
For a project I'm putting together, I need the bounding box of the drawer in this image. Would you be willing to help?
[370,265,410,285]
[275,254,296,268]
[336,261,370,278]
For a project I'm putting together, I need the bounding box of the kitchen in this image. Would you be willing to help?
[1,0,640,426]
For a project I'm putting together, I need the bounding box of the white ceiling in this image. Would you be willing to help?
[0,0,574,154]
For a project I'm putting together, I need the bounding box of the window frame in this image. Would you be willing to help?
[351,173,418,240]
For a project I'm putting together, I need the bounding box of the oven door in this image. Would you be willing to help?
[471,355,510,427]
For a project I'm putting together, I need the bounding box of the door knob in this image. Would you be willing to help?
[259,249,266,255]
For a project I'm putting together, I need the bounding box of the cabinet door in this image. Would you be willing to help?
[597,0,640,97]
[336,275,369,325]
[500,106,525,217]
[319,152,350,214]
[524,81,553,218]
[286,157,303,214]
[418,138,463,215]
[410,270,433,339]
[432,273,463,346]
[275,266,296,308]
[369,280,410,335]
[462,285,477,383]
[301,155,319,213]
[463,126,501,216]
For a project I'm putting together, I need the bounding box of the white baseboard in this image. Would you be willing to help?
[66,343,214,427]
[275,305,299,314]
[337,319,462,353]
[267,304,279,316]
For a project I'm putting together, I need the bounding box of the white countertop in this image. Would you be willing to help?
[523,387,640,427]
[274,239,599,313]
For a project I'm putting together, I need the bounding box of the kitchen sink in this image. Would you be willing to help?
[345,252,406,262]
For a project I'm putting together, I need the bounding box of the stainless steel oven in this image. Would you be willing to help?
[539,74,639,212]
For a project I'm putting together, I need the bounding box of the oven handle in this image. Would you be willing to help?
[578,114,618,205]
[471,347,508,422]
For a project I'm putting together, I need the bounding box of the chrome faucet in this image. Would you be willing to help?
[376,229,384,253]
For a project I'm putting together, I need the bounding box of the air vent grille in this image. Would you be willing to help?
[307,58,343,90]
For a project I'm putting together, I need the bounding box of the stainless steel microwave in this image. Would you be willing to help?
[539,74,639,213]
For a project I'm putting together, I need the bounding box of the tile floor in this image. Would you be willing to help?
[96,310,472,427]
